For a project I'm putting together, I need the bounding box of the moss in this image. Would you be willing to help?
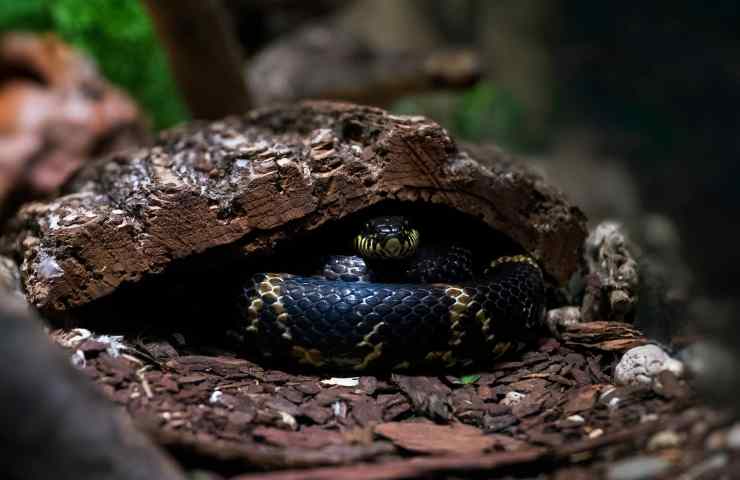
[0,0,188,129]
[392,82,539,152]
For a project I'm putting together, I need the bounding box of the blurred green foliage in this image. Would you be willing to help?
[0,0,188,129]
[393,82,536,151]
[454,82,527,146]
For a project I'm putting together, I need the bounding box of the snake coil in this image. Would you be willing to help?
[240,217,545,370]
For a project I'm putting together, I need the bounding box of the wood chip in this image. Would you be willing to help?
[563,385,602,415]
[374,422,502,455]
[561,322,648,351]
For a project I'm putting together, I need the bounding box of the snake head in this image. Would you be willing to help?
[354,216,420,260]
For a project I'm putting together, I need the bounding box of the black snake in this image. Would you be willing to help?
[240,216,545,371]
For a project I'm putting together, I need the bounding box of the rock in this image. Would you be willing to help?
[680,340,740,411]
[726,423,740,449]
[614,344,684,386]
[606,455,671,480]
[5,101,586,315]
[546,306,582,336]
[646,430,681,451]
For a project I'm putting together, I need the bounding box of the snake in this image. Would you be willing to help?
[240,216,545,371]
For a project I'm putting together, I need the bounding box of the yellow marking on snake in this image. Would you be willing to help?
[489,255,539,271]
[355,342,384,370]
[265,274,293,341]
[291,346,324,366]
[246,274,293,340]
[246,297,263,333]
[476,308,493,336]
[445,285,472,348]
[492,341,512,358]
[424,350,457,367]
[354,321,387,370]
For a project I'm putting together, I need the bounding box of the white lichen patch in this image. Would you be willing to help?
[37,252,64,280]
[501,391,527,406]
[95,335,127,357]
[55,328,93,348]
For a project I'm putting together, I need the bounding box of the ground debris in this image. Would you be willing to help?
[48,323,740,478]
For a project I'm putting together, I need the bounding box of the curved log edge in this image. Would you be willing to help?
[6,101,586,312]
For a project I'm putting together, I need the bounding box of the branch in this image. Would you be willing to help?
[143,0,251,119]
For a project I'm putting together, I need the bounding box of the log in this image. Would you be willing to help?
[7,101,586,313]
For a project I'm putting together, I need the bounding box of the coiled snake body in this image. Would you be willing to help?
[241,216,545,370]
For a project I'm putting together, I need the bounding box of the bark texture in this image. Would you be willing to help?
[8,101,586,312]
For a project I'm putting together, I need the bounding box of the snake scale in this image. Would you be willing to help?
[240,216,545,370]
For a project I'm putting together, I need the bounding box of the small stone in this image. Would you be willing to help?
[209,390,223,404]
[614,344,684,386]
[606,455,671,480]
[331,400,347,418]
[546,306,581,335]
[727,423,740,449]
[640,413,659,423]
[278,411,297,430]
[646,430,681,451]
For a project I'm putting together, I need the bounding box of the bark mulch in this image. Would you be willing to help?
[54,324,740,479]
